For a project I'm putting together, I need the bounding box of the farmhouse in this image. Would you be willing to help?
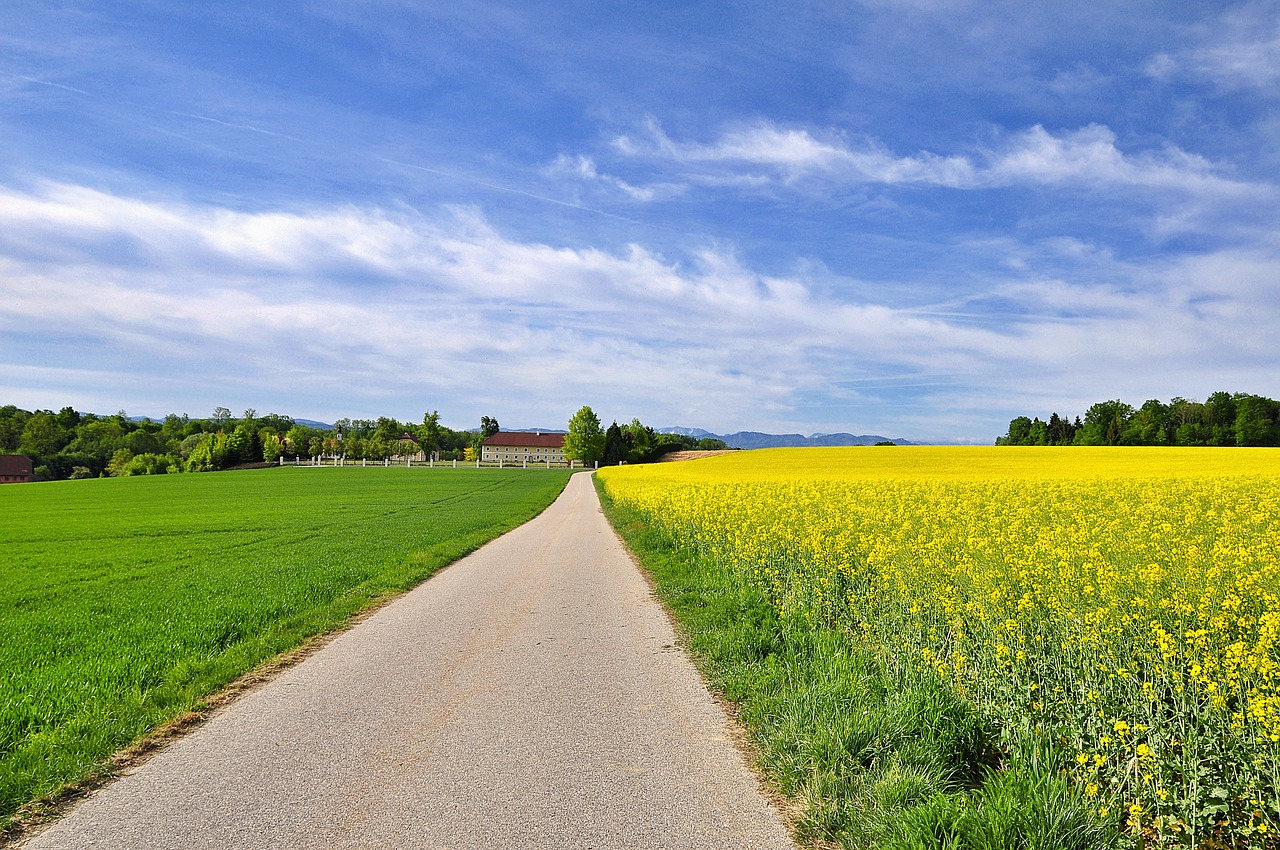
[481,431,566,465]
[0,454,33,484]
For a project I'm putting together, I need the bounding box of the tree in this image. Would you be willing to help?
[1205,391,1237,446]
[1077,400,1134,446]
[123,428,165,456]
[18,411,70,460]
[602,422,626,466]
[1027,417,1048,446]
[260,429,283,463]
[374,416,402,444]
[563,406,605,464]
[419,410,442,460]
[1235,394,1280,447]
[997,416,1033,446]
[161,413,190,444]
[1046,413,1075,445]
[106,448,134,477]
[480,416,500,439]
[622,419,655,463]
[224,423,259,465]
[1123,399,1172,445]
[0,405,27,452]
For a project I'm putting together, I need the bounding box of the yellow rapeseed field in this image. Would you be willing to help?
[599,447,1280,845]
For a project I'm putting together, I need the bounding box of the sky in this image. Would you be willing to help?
[2,2,1278,443]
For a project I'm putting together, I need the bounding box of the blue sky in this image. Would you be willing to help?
[2,1,1277,442]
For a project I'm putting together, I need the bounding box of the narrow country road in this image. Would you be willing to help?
[20,472,796,849]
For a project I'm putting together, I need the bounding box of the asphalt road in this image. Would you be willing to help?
[20,472,796,849]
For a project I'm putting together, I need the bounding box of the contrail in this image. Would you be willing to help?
[10,74,92,96]
[167,111,307,144]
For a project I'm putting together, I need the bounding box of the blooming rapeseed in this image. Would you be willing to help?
[599,446,1280,845]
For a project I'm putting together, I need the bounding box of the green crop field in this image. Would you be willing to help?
[0,466,572,830]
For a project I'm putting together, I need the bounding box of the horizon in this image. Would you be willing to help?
[3,3,1277,443]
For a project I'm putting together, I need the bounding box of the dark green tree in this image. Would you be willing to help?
[602,422,627,466]
[1235,394,1280,447]
[1046,413,1075,445]
[622,419,655,463]
[1123,399,1172,445]
[1205,392,1238,446]
[0,405,27,452]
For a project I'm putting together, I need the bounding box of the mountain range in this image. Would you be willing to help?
[657,427,918,449]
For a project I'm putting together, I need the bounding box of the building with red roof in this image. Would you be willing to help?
[0,454,33,483]
[480,432,566,465]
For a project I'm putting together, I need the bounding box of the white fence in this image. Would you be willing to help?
[280,456,596,470]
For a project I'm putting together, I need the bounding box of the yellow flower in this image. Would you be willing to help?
[599,446,1280,848]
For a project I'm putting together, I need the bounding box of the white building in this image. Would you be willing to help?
[480,431,566,464]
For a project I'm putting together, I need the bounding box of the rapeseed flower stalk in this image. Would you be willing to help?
[600,446,1280,846]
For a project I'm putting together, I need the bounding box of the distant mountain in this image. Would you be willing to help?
[658,428,918,449]
[659,426,717,440]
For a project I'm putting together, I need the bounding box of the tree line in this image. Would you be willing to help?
[562,405,729,465]
[996,392,1280,447]
[0,405,504,481]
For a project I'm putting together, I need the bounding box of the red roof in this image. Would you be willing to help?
[481,432,565,448]
[0,455,33,477]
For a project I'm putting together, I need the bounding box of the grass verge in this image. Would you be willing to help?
[0,466,572,837]
[596,477,1118,849]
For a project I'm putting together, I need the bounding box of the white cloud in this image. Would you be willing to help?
[615,119,976,187]
[1,183,1276,440]
[544,153,683,202]
[1150,11,1280,90]
[611,119,1261,197]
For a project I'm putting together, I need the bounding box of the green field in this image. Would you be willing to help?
[0,466,572,829]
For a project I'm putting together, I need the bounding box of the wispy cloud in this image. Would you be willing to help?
[1147,10,1280,90]
[613,119,976,187]
[612,119,1262,197]
[544,154,684,202]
